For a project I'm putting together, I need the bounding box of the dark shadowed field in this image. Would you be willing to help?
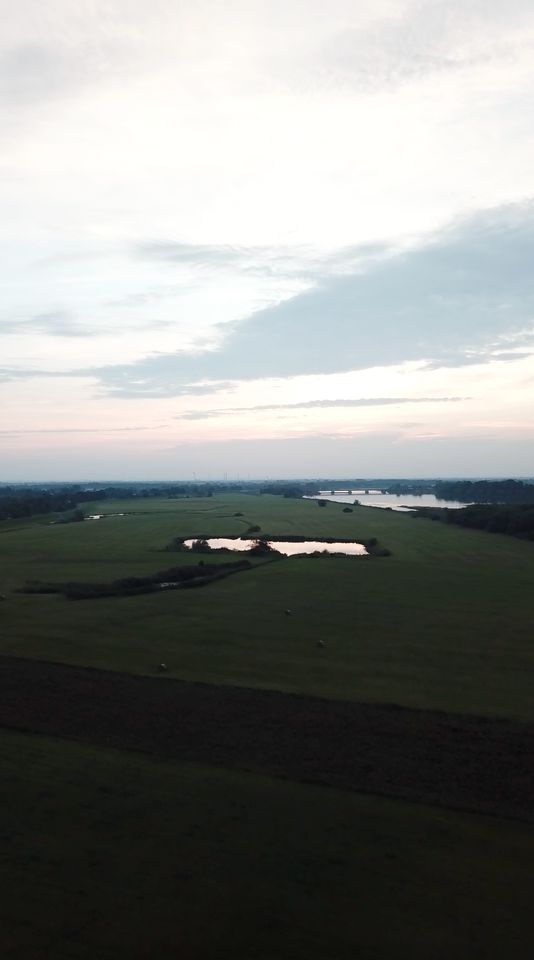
[1,656,533,822]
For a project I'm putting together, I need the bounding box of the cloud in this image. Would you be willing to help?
[0,0,155,114]
[0,310,102,338]
[0,311,97,338]
[0,38,126,111]
[178,396,468,420]
[184,381,237,396]
[0,426,154,436]
[134,241,248,267]
[132,238,393,281]
[297,0,534,93]
[491,350,534,362]
[0,311,173,339]
[0,43,81,106]
[0,366,70,382]
[84,202,534,397]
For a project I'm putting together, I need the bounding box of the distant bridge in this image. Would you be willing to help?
[319,489,385,496]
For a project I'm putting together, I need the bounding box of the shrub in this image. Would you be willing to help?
[248,539,278,555]
[190,538,212,552]
[21,560,252,600]
[164,536,185,551]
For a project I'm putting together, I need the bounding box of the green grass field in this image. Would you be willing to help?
[2,493,533,958]
[2,728,532,960]
[1,493,533,719]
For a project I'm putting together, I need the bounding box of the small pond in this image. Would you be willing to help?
[183,538,368,557]
[84,513,125,520]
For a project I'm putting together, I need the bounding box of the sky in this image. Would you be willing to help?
[1,0,534,480]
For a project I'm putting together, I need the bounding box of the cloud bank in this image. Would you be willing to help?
[88,204,534,397]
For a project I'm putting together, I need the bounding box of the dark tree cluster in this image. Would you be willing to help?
[435,479,534,504]
[414,503,534,541]
[0,487,104,520]
[0,481,248,520]
[259,483,307,498]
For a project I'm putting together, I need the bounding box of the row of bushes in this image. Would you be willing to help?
[20,560,252,601]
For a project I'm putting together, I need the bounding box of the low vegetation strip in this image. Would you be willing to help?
[0,656,532,822]
[18,559,252,599]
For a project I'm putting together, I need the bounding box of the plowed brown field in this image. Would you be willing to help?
[1,655,532,821]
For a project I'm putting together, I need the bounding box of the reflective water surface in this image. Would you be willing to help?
[306,494,469,512]
[183,538,368,556]
[84,513,125,520]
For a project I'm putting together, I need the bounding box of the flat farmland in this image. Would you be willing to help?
[2,729,533,960]
[1,493,534,959]
[1,494,533,719]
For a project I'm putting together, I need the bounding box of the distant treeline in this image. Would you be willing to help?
[260,483,309,497]
[0,487,100,521]
[435,479,534,504]
[0,481,320,518]
[3,478,534,521]
[260,480,441,497]
[415,504,534,541]
[19,559,252,600]
[0,482,242,520]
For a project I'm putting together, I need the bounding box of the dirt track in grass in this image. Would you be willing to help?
[0,655,532,822]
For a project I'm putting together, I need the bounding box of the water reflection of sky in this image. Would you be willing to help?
[306,494,469,511]
[183,538,368,556]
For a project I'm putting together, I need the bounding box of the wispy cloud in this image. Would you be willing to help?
[0,366,70,382]
[290,0,534,94]
[0,311,173,339]
[0,311,93,338]
[178,396,468,420]
[0,426,154,436]
[134,241,248,267]
[132,238,393,281]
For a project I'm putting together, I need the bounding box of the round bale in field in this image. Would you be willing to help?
[158,663,168,672]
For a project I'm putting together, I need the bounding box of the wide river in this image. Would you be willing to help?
[305,493,469,512]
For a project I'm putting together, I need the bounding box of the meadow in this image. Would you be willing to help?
[1,492,533,958]
[2,728,532,960]
[1,493,533,719]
